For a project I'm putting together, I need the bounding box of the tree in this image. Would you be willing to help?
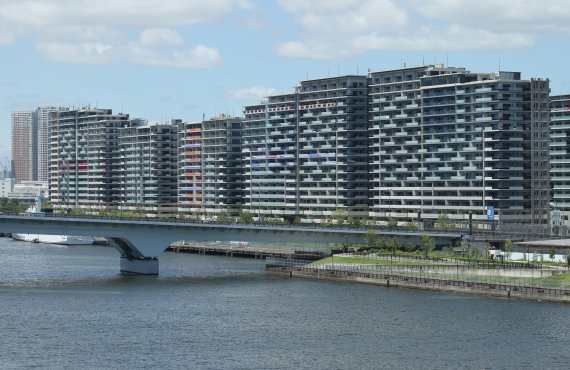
[238,208,254,223]
[332,208,348,226]
[460,239,470,257]
[389,237,399,257]
[216,213,231,223]
[405,222,417,231]
[365,228,379,248]
[68,207,85,216]
[549,247,556,262]
[349,217,362,228]
[376,237,386,252]
[403,243,416,253]
[387,217,397,229]
[470,247,482,262]
[435,213,453,230]
[0,198,29,213]
[420,235,435,258]
[441,246,453,257]
[504,239,513,261]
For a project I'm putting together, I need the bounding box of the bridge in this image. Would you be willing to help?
[0,213,463,275]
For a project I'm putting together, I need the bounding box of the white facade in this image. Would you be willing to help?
[0,178,16,197]
[7,180,47,200]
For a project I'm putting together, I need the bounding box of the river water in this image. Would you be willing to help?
[1,237,569,370]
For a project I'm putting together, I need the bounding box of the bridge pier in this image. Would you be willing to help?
[120,256,159,275]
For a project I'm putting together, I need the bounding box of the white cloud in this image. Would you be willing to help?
[0,0,254,30]
[225,86,277,101]
[140,29,184,48]
[35,35,222,68]
[36,42,117,64]
[411,0,570,34]
[276,0,570,59]
[0,0,253,67]
[128,43,222,68]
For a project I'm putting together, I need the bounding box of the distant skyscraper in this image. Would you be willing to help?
[11,111,35,181]
[11,107,68,182]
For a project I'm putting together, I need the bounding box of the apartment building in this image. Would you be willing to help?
[243,75,369,223]
[48,108,130,213]
[200,116,242,218]
[119,119,179,217]
[178,116,242,218]
[37,106,68,181]
[368,65,550,224]
[550,94,570,223]
[11,107,68,182]
[178,120,203,215]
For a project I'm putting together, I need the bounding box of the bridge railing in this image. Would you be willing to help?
[0,211,464,236]
[1,211,559,240]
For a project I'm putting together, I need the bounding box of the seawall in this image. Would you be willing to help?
[266,265,570,304]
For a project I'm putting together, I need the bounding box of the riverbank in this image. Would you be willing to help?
[266,265,570,303]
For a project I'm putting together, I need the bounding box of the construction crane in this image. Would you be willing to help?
[1,156,11,179]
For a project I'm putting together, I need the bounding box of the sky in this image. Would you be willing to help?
[2,0,570,163]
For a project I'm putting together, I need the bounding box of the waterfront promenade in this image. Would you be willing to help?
[265,252,570,303]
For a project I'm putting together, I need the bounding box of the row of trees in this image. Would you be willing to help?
[362,228,436,258]
[0,198,30,213]
[330,209,457,230]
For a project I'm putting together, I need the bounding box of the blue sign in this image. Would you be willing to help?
[486,206,494,220]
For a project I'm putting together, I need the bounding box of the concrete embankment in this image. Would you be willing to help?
[266,265,570,304]
[169,241,327,261]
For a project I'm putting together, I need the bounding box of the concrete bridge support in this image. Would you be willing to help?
[106,237,165,275]
[119,256,159,275]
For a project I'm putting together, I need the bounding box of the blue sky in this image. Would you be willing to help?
[2,0,570,162]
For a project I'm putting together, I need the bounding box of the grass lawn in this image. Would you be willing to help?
[311,256,452,267]
[306,255,570,290]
